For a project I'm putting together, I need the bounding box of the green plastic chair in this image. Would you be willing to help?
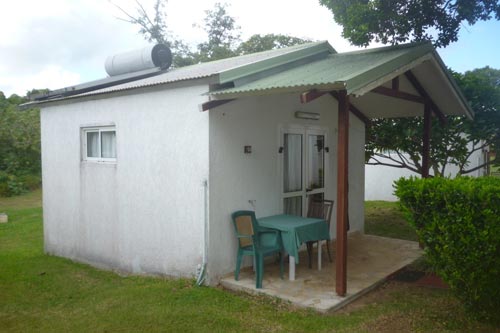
[231,210,284,289]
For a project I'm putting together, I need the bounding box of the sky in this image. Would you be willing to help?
[1,0,500,97]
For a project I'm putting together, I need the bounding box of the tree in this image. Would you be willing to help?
[237,34,312,55]
[366,67,500,176]
[195,2,241,62]
[113,0,195,67]
[453,67,500,173]
[319,0,500,47]
[115,1,312,65]
[0,92,41,196]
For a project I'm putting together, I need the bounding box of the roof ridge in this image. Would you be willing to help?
[336,42,433,57]
[168,40,331,72]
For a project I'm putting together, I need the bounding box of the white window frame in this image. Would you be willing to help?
[82,126,117,163]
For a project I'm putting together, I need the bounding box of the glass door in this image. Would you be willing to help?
[282,129,304,216]
[281,127,327,216]
[306,130,326,204]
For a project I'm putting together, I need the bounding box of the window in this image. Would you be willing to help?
[82,126,116,162]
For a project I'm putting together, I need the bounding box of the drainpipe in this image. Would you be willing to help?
[196,179,209,286]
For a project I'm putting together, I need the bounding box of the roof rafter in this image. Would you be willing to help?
[371,86,425,104]
[300,89,327,104]
[300,89,370,126]
[330,92,371,126]
[200,99,235,112]
[405,70,447,124]
[392,77,400,90]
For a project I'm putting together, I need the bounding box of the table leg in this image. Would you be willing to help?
[318,241,322,271]
[289,256,296,281]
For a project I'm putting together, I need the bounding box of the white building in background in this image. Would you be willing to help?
[365,148,488,201]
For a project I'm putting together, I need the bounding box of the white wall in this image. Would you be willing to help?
[365,148,487,201]
[41,82,209,277]
[207,93,365,281]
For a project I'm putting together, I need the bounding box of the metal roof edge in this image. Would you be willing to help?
[347,44,434,95]
[23,76,214,109]
[217,41,335,84]
[208,82,346,99]
[430,50,474,120]
[339,41,433,57]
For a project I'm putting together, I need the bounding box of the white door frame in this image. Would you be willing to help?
[278,124,329,216]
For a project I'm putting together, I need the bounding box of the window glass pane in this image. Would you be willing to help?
[284,196,302,216]
[86,131,99,157]
[284,133,302,192]
[307,134,324,190]
[101,131,116,158]
[309,192,324,202]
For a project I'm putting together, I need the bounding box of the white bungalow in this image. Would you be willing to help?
[28,41,472,302]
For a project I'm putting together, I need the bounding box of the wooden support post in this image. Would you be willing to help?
[336,90,349,297]
[422,103,431,178]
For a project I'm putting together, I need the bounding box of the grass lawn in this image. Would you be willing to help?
[1,193,497,332]
[364,201,418,242]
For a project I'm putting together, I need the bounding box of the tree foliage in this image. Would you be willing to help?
[116,1,311,65]
[113,0,195,67]
[237,34,312,54]
[195,3,241,62]
[366,67,500,176]
[319,0,500,47]
[0,92,41,196]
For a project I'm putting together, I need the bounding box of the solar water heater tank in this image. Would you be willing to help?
[104,44,172,76]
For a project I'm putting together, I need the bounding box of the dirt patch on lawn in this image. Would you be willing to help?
[338,280,409,314]
[337,278,498,333]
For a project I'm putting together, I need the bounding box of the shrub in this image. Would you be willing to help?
[394,176,500,321]
[18,174,41,190]
[0,171,40,197]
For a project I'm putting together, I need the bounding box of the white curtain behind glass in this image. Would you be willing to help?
[101,131,116,158]
[308,135,324,189]
[86,132,99,157]
[284,196,302,216]
[284,134,302,192]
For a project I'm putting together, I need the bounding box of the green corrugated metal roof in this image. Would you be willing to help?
[26,41,335,106]
[210,43,434,97]
[28,39,472,119]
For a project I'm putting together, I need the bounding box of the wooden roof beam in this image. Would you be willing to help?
[371,86,425,104]
[301,89,370,126]
[300,89,327,104]
[330,91,371,126]
[200,99,235,112]
[405,70,447,125]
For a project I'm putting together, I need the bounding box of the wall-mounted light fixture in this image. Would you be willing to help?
[295,111,320,120]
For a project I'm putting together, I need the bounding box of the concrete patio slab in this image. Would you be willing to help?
[220,233,422,312]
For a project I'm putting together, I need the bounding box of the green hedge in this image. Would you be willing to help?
[394,176,500,321]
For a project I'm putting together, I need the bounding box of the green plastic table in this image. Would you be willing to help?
[258,214,330,280]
